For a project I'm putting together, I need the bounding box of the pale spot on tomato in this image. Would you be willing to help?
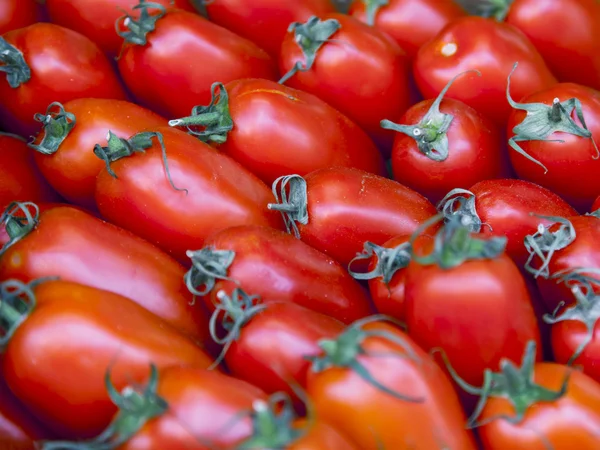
[440,42,458,57]
[9,253,22,268]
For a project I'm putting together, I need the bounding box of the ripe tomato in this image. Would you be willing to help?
[348,0,466,60]
[306,318,477,449]
[169,78,386,185]
[0,279,213,439]
[0,0,38,35]
[0,203,211,345]
[116,2,276,119]
[205,0,335,57]
[29,99,166,210]
[593,196,600,212]
[506,79,600,212]
[278,13,411,151]
[268,167,437,269]
[0,23,126,137]
[186,225,373,324]
[383,70,506,203]
[414,17,556,126]
[94,127,283,263]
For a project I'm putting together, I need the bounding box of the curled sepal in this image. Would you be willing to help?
[550,267,600,294]
[267,175,308,239]
[28,102,76,155]
[40,365,168,450]
[507,62,600,174]
[115,0,167,47]
[307,314,424,403]
[278,16,341,85]
[381,70,481,162]
[0,37,31,88]
[183,247,237,297]
[168,82,233,144]
[0,202,39,257]
[437,188,484,233]
[348,241,411,286]
[93,131,187,194]
[523,215,576,279]
[361,0,389,26]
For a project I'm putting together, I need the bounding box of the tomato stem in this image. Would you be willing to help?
[28,102,76,155]
[267,175,309,239]
[348,241,412,286]
[184,247,237,297]
[0,202,40,257]
[0,37,31,88]
[114,0,167,47]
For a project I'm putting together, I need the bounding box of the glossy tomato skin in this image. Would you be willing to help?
[0,205,211,345]
[31,98,166,210]
[279,13,411,151]
[507,83,600,212]
[287,419,358,450]
[391,97,506,203]
[478,363,600,449]
[0,0,38,35]
[117,9,276,119]
[45,0,196,57]
[348,0,466,60]
[306,321,477,449]
[414,17,556,126]
[552,319,600,384]
[95,127,283,263]
[2,280,213,439]
[210,78,386,185]
[0,24,126,137]
[205,0,335,57]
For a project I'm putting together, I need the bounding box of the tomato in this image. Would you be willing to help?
[29,99,166,210]
[185,225,373,324]
[45,0,197,57]
[205,0,335,57]
[268,167,437,269]
[278,13,411,152]
[383,70,506,203]
[116,2,276,119]
[593,196,600,212]
[305,318,477,449]
[169,78,386,185]
[0,279,213,439]
[0,203,211,345]
[414,17,556,127]
[506,79,600,212]
[94,127,282,263]
[348,0,466,60]
[0,0,38,36]
[0,23,126,137]
[438,179,578,268]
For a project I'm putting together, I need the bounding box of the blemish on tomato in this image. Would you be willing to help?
[238,89,301,103]
[9,252,22,268]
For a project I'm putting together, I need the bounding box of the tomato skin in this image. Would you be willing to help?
[414,17,556,126]
[0,23,126,137]
[593,196,600,212]
[551,319,600,384]
[478,363,600,449]
[287,419,358,450]
[0,0,38,35]
[117,9,276,120]
[2,280,213,439]
[0,205,211,345]
[348,0,466,60]
[205,0,335,57]
[507,83,600,212]
[279,13,411,151]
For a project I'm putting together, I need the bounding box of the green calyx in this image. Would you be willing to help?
[168,82,233,144]
[40,365,168,450]
[348,241,411,286]
[267,175,309,239]
[0,202,40,257]
[381,70,481,162]
[0,37,31,88]
[28,102,76,155]
[307,315,424,402]
[464,0,514,21]
[115,0,167,46]
[93,131,187,194]
[437,188,485,233]
[184,247,237,297]
[588,208,600,219]
[507,62,600,174]
[361,0,389,26]
[278,16,341,85]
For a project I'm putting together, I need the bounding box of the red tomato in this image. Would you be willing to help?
[0,23,126,137]
[45,0,197,57]
[348,0,466,60]
[205,0,335,57]
[306,319,477,449]
[169,78,386,185]
[0,0,38,35]
[0,279,213,439]
[94,127,283,263]
[116,3,276,119]
[0,133,59,211]
[186,225,373,324]
[0,203,211,345]
[593,196,600,212]
[29,99,166,210]
[278,14,411,151]
[506,80,600,212]
[414,17,556,126]
[268,167,437,269]
[383,70,506,203]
